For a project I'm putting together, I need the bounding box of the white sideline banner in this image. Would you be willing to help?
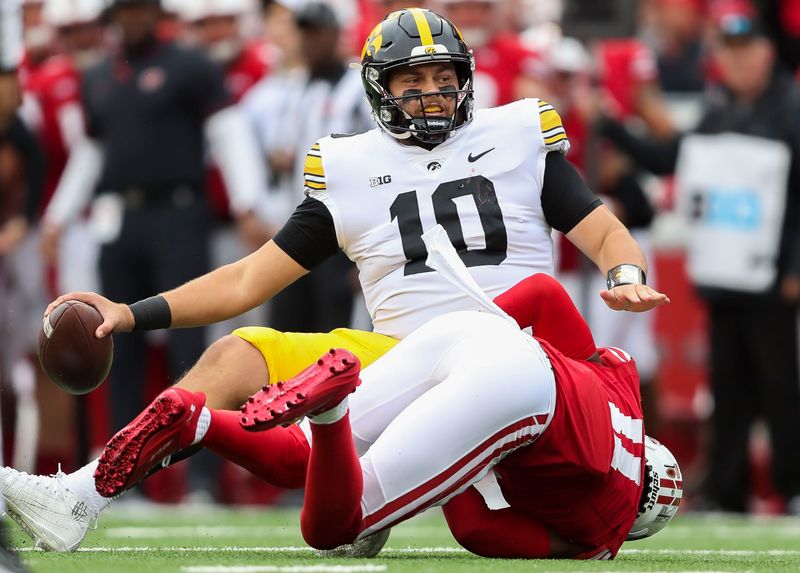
[675,133,790,292]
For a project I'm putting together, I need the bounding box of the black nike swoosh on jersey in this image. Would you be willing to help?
[467,148,496,163]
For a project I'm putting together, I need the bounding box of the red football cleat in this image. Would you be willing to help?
[240,349,361,432]
[94,387,206,497]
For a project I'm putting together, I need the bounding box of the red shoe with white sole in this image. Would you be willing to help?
[94,387,206,497]
[240,349,361,431]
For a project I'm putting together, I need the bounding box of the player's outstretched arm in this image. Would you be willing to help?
[567,205,670,313]
[46,240,308,337]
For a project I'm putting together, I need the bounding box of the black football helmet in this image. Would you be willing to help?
[360,8,475,145]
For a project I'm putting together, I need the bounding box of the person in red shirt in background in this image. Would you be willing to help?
[27,0,103,219]
[9,0,106,477]
[436,0,539,108]
[31,0,105,298]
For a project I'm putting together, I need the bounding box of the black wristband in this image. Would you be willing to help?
[129,296,172,331]
[606,264,647,290]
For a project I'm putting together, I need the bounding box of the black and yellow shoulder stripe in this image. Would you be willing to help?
[303,143,326,191]
[537,100,569,147]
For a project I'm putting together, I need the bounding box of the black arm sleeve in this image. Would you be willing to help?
[273,196,340,270]
[598,116,683,176]
[8,115,45,222]
[540,151,603,233]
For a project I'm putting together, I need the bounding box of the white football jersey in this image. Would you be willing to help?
[304,98,570,339]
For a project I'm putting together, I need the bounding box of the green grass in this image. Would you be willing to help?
[9,503,800,573]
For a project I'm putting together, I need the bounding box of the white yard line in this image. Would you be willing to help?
[15,546,464,554]
[180,566,388,573]
[14,546,800,557]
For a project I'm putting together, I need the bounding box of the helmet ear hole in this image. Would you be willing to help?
[380,108,395,122]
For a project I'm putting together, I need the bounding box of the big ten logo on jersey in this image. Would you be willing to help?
[370,175,392,188]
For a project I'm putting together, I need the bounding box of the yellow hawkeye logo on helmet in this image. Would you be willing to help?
[362,23,383,59]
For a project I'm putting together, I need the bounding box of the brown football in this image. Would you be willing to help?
[38,300,113,395]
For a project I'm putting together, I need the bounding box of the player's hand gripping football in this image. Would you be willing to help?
[599,283,670,313]
[45,292,134,338]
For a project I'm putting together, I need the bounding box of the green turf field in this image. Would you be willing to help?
[8,504,800,573]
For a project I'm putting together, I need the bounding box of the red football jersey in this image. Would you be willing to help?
[24,55,83,211]
[495,341,645,558]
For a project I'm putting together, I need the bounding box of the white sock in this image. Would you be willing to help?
[63,459,113,516]
[309,397,349,425]
[192,407,212,445]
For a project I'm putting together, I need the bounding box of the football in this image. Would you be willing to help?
[38,300,114,395]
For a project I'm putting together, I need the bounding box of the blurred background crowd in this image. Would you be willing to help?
[2,0,800,515]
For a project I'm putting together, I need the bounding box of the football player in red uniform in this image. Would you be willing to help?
[232,248,681,559]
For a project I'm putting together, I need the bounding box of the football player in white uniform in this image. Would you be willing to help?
[1,8,667,552]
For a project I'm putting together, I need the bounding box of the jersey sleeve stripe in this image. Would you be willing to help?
[303,142,327,190]
[544,135,569,145]
[544,133,569,142]
[537,100,570,151]
[303,173,326,184]
[542,126,566,139]
[539,108,564,134]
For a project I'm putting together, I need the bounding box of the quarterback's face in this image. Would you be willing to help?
[388,63,459,119]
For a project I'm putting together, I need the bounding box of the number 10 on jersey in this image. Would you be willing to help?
[389,176,509,275]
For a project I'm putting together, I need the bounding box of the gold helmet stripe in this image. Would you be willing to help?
[409,8,434,46]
